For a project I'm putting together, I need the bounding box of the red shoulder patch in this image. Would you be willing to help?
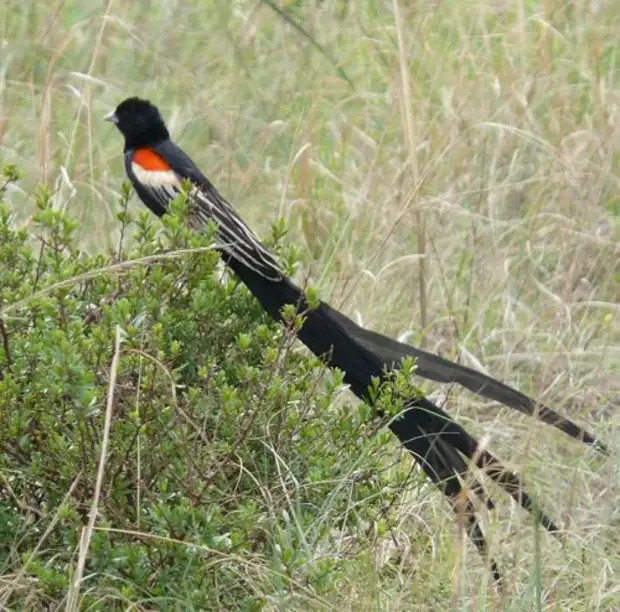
[133,148,172,171]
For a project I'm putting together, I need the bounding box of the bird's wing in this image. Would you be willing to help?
[150,140,284,281]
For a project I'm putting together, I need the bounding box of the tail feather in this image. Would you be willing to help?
[389,395,563,584]
[475,448,560,534]
[390,401,501,582]
[406,398,561,534]
[327,307,607,453]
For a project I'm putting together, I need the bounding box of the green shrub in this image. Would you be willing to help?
[0,168,413,610]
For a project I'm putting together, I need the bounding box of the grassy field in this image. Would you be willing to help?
[1,0,619,609]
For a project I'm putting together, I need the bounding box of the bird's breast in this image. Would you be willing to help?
[130,147,180,189]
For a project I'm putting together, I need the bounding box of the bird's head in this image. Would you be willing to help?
[105,97,169,150]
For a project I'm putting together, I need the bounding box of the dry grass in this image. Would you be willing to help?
[1,0,619,608]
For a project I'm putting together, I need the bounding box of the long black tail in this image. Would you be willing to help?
[228,262,575,580]
[142,174,607,582]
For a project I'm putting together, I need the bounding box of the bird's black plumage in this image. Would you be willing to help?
[106,97,607,583]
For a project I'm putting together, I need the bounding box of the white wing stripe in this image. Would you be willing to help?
[190,187,283,281]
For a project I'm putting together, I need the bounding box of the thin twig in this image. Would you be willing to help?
[66,326,122,612]
[259,0,354,88]
[1,246,216,317]
[393,0,427,333]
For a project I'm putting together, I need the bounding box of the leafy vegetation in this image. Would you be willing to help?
[0,170,425,609]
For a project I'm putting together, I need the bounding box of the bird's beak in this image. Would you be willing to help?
[104,110,118,124]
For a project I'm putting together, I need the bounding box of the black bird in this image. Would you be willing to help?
[106,97,607,583]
